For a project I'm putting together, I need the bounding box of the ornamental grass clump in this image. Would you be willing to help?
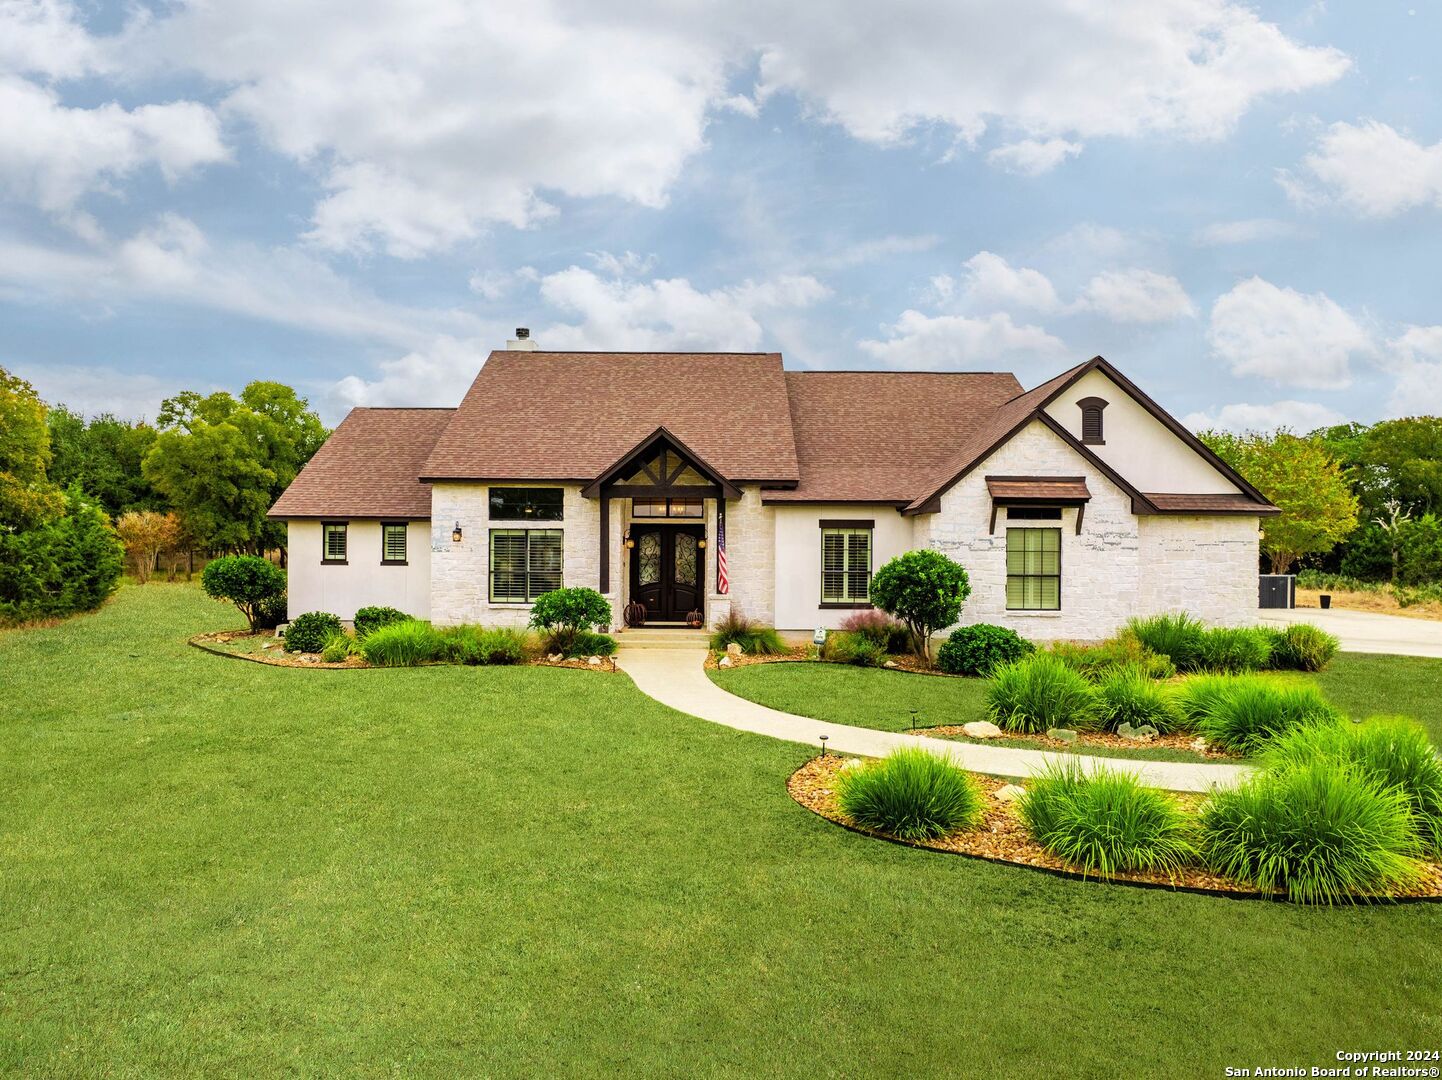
[358,619,448,667]
[1195,627,1272,673]
[1048,634,1175,681]
[320,630,354,664]
[835,749,985,841]
[1266,624,1340,672]
[708,610,785,655]
[1200,761,1424,904]
[985,652,1098,734]
[1125,612,1205,671]
[838,609,912,654]
[821,631,887,667]
[1018,763,1197,879]
[1261,716,1442,856]
[1195,680,1341,755]
[1174,674,1242,730]
[443,625,533,665]
[1095,664,1183,733]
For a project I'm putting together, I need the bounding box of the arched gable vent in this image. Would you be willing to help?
[1077,397,1108,445]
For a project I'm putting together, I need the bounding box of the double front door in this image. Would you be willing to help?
[629,525,703,622]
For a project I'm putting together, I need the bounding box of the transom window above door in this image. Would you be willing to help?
[489,487,563,521]
[631,497,703,518]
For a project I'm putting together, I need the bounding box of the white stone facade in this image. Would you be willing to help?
[721,486,775,626]
[1137,515,1260,626]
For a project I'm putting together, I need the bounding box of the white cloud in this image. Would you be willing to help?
[0,0,102,78]
[817,233,940,270]
[1282,120,1442,217]
[858,310,1069,370]
[588,250,658,277]
[1074,268,1195,323]
[1182,400,1346,433]
[1207,276,1372,389]
[1383,325,1442,417]
[955,251,1063,312]
[753,0,1347,144]
[14,363,191,423]
[535,267,829,351]
[1193,218,1302,245]
[986,138,1082,176]
[0,75,227,218]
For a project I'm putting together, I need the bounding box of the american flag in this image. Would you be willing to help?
[716,501,729,594]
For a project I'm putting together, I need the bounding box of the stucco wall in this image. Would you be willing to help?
[1138,515,1261,626]
[284,519,431,622]
[430,484,610,627]
[771,503,918,630]
[1044,369,1240,495]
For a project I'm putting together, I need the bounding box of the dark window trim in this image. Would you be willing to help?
[321,520,348,565]
[488,486,565,522]
[817,518,875,529]
[818,602,875,610]
[488,527,564,604]
[820,524,873,605]
[380,520,408,566]
[1005,526,1062,612]
[631,496,706,519]
[1077,396,1109,445]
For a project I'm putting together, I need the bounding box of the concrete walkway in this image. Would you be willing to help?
[616,647,1252,793]
[1258,607,1442,659]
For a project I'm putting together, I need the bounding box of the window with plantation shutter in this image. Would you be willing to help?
[489,529,563,602]
[381,522,407,564]
[322,522,347,563]
[1006,527,1061,610]
[820,526,871,604]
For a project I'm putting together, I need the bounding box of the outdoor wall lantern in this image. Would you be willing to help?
[452,521,463,543]
[624,532,635,549]
[697,538,707,549]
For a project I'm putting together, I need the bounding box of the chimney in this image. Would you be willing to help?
[506,326,538,351]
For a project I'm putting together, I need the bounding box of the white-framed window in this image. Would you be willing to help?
[820,523,872,605]
[489,529,563,602]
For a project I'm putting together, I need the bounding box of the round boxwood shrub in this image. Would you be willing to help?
[936,624,1033,676]
[528,587,612,655]
[1200,760,1424,904]
[354,605,409,639]
[985,652,1099,733]
[1018,762,1197,879]
[836,748,985,841]
[285,610,343,653]
[252,593,288,630]
[200,554,286,630]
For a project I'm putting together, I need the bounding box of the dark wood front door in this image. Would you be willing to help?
[630,525,703,622]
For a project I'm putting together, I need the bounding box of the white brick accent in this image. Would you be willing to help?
[721,485,775,625]
[1138,515,1261,626]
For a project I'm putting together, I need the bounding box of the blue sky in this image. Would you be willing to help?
[2,0,1440,429]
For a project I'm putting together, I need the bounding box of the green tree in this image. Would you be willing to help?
[143,382,327,553]
[0,367,65,530]
[47,407,161,518]
[1360,417,1442,517]
[1202,430,1359,574]
[868,549,972,663]
[0,488,124,622]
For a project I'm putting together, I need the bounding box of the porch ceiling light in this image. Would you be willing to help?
[452,521,463,543]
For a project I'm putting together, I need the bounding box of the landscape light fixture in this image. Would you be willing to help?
[819,734,829,757]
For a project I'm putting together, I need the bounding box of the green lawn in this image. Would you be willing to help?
[712,655,1442,760]
[4,585,1441,1076]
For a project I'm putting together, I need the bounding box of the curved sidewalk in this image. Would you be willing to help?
[616,648,1253,793]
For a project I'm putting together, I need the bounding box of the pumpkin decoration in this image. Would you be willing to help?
[624,600,647,628]
[685,609,704,629]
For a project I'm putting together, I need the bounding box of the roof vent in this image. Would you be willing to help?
[506,326,538,351]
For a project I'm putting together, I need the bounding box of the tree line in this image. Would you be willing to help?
[1203,417,1442,586]
[1,363,326,623]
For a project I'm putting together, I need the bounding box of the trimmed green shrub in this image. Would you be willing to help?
[1195,680,1342,755]
[1095,664,1183,733]
[1261,717,1442,856]
[354,605,410,639]
[1018,762,1197,879]
[443,625,532,665]
[1048,635,1175,681]
[986,652,1098,734]
[527,587,611,654]
[1200,760,1424,904]
[821,631,887,667]
[568,630,616,658]
[1126,612,1205,670]
[836,748,985,841]
[320,631,354,663]
[201,554,287,630]
[0,491,126,624]
[253,593,287,630]
[869,549,972,662]
[285,611,343,654]
[936,624,1033,676]
[709,610,785,655]
[1266,624,1340,672]
[839,609,912,654]
[358,619,447,666]
[1195,626,1272,673]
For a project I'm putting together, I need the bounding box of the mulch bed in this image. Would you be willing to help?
[789,754,1442,902]
[913,724,1241,761]
[705,650,988,677]
[188,630,618,672]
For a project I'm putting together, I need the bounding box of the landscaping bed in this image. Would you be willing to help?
[790,754,1442,902]
[189,629,617,672]
[912,723,1240,761]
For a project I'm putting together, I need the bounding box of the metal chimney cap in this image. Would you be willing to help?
[514,327,530,339]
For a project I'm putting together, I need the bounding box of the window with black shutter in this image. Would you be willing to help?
[381,522,408,564]
[489,529,563,602]
[819,523,872,605]
[322,522,348,564]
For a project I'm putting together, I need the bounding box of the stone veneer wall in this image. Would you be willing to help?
[1137,515,1260,626]
[721,485,776,626]
[430,483,610,628]
[924,420,1260,640]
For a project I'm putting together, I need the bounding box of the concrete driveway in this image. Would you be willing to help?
[1259,607,1442,659]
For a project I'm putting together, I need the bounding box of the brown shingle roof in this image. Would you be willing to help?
[766,371,1023,503]
[268,408,454,519]
[1146,492,1281,515]
[987,477,1091,502]
[421,351,799,482]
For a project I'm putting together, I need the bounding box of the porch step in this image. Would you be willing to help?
[615,628,711,650]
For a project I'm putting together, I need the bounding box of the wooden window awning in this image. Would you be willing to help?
[986,476,1091,534]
